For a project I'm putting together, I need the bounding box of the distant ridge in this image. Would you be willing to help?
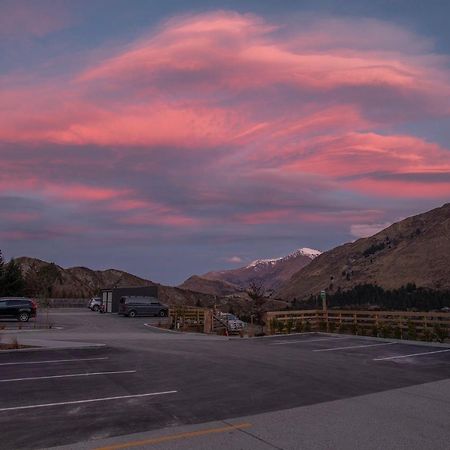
[180,247,321,295]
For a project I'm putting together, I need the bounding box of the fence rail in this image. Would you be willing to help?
[168,306,213,333]
[265,309,450,341]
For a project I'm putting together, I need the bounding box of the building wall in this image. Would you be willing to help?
[102,286,159,313]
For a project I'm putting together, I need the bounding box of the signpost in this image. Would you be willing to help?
[320,290,327,311]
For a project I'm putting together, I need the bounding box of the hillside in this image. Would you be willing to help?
[180,275,245,297]
[278,203,450,300]
[16,257,155,298]
[180,248,321,295]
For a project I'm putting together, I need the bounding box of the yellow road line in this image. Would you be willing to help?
[94,423,252,450]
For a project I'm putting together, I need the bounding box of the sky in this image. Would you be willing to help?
[1,0,450,285]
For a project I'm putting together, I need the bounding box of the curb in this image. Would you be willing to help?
[0,343,106,353]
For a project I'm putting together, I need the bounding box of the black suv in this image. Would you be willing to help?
[0,297,37,322]
[118,296,168,318]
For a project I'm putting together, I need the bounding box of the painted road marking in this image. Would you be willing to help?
[374,349,450,361]
[0,357,108,366]
[0,390,177,412]
[314,342,396,352]
[0,370,136,383]
[94,423,252,450]
[270,337,349,345]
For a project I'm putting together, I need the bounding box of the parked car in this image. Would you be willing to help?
[118,296,169,318]
[0,297,37,322]
[218,312,246,331]
[88,297,103,312]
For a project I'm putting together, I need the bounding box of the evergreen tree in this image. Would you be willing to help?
[0,258,25,297]
[0,249,4,295]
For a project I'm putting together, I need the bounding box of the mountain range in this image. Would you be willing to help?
[15,256,289,314]
[14,203,450,308]
[179,248,321,296]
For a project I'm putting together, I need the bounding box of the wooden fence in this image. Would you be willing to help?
[169,306,213,333]
[265,309,450,341]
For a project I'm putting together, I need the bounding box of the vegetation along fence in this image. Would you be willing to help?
[265,309,450,342]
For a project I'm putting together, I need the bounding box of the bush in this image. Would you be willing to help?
[393,326,402,340]
[407,321,417,340]
[286,319,294,334]
[371,324,379,337]
[433,324,449,343]
[350,323,358,335]
[318,320,327,331]
[304,321,311,332]
[422,328,433,342]
[328,321,336,333]
[276,319,285,334]
[270,318,279,334]
[379,323,393,339]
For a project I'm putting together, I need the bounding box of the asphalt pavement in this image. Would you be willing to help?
[0,310,449,449]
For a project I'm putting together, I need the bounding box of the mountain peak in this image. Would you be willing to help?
[246,247,321,269]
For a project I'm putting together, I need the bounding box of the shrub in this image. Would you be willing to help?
[371,324,379,337]
[350,323,358,335]
[328,321,336,333]
[276,319,285,334]
[379,323,393,339]
[433,324,449,343]
[393,326,402,340]
[286,319,294,334]
[318,320,327,331]
[422,328,433,342]
[304,321,312,332]
[270,318,279,334]
[407,321,417,340]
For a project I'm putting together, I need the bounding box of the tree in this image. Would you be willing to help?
[246,280,266,324]
[0,251,25,297]
[35,263,62,299]
[0,249,4,293]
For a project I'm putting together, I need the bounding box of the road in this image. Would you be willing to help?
[0,309,449,449]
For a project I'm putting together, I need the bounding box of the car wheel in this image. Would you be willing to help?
[128,310,137,318]
[159,310,167,317]
[18,312,30,322]
[93,305,99,312]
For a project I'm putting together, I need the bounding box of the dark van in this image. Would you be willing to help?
[0,297,37,322]
[118,296,168,318]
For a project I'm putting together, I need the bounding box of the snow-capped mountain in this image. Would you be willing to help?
[180,247,322,295]
[246,248,322,269]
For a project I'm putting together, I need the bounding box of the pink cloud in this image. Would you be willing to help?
[0,0,71,38]
[1,10,450,233]
[2,11,449,149]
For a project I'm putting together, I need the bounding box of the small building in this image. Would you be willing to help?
[100,286,158,313]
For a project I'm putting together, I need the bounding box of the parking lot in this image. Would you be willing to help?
[0,311,449,449]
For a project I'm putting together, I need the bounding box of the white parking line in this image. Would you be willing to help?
[0,370,136,383]
[0,357,108,366]
[270,337,349,345]
[314,342,396,352]
[374,348,450,361]
[0,390,178,412]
